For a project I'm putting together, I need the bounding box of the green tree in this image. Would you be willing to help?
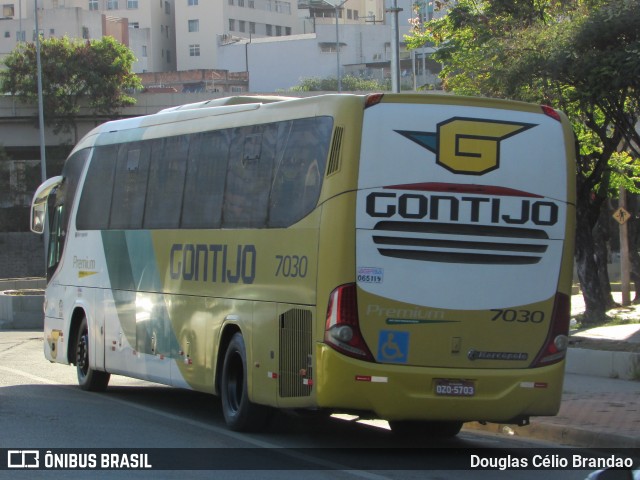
[1,36,142,142]
[406,0,640,324]
[288,75,389,92]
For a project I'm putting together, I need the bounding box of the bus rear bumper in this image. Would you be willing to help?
[315,344,564,423]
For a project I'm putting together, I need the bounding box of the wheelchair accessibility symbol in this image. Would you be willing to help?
[377,330,409,364]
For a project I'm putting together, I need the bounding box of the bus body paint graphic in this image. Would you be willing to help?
[169,243,257,284]
[396,118,536,175]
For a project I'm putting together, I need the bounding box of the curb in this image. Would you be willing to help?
[464,421,639,448]
[566,348,640,381]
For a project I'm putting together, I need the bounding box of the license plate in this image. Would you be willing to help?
[434,379,475,397]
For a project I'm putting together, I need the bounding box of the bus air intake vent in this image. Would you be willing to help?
[326,126,344,176]
[372,221,549,265]
[279,309,313,398]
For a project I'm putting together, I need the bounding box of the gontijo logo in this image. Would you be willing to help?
[396,118,536,175]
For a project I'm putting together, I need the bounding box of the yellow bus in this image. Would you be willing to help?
[31,93,575,436]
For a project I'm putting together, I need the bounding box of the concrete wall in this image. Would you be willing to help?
[0,233,46,279]
[0,277,45,330]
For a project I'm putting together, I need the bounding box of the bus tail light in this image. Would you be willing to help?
[530,293,570,367]
[541,105,562,122]
[365,93,384,108]
[324,284,375,362]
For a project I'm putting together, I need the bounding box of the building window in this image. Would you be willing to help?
[188,19,199,32]
[165,1,170,14]
[188,0,198,5]
[127,0,138,8]
[271,1,290,14]
[82,26,89,39]
[16,30,25,41]
[228,0,234,5]
[166,50,171,63]
[276,25,281,36]
[229,19,235,31]
[286,26,291,35]
[4,31,9,38]
[238,0,244,6]
[266,24,272,36]
[50,28,55,36]
[88,0,98,10]
[106,0,119,9]
[2,4,15,17]
[249,0,254,7]
[129,22,139,28]
[142,45,147,57]
[239,21,245,33]
[189,44,200,56]
[250,22,255,34]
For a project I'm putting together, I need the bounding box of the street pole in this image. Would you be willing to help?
[35,0,46,182]
[335,4,341,92]
[34,0,49,269]
[619,185,631,305]
[387,0,402,93]
[323,0,348,92]
[244,33,251,92]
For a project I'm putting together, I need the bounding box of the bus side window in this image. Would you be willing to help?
[268,117,332,227]
[110,142,151,229]
[144,136,188,229]
[181,131,230,229]
[76,145,117,231]
[47,200,64,280]
[45,149,88,279]
[223,126,276,228]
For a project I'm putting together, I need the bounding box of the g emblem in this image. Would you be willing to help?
[396,118,535,175]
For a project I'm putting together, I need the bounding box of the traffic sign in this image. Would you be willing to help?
[613,207,631,225]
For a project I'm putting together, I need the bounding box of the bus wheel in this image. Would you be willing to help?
[389,420,463,439]
[221,332,271,432]
[75,316,110,392]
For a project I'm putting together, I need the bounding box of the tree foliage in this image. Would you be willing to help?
[289,75,389,92]
[0,36,142,138]
[406,0,640,323]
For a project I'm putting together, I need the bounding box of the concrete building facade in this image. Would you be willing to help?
[174,0,304,72]
[0,0,176,73]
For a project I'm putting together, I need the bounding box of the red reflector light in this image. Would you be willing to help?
[324,284,375,362]
[541,105,562,122]
[365,93,384,108]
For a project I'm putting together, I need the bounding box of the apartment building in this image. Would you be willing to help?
[303,0,385,26]
[0,0,175,72]
[0,1,103,60]
[174,0,303,72]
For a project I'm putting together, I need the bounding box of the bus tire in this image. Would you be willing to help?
[389,420,463,439]
[220,332,271,432]
[75,316,110,392]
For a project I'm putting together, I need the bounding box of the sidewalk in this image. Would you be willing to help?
[466,293,640,448]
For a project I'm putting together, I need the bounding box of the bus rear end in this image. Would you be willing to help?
[316,94,575,434]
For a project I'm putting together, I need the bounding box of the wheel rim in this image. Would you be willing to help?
[225,350,244,415]
[76,329,89,379]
